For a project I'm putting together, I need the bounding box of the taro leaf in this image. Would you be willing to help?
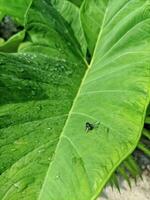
[0,38,4,45]
[67,0,83,7]
[51,0,87,56]
[38,0,150,199]
[0,0,150,200]
[0,0,31,25]
[81,0,150,56]
[0,1,86,199]
[81,0,109,54]
[0,30,25,52]
[19,0,83,61]
[0,0,31,52]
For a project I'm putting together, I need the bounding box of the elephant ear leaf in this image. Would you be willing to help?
[0,0,86,199]
[51,0,87,56]
[68,0,83,7]
[38,1,150,199]
[81,0,109,54]
[0,0,32,52]
[0,0,31,24]
[0,0,150,200]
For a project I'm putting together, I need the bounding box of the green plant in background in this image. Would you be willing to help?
[0,0,31,52]
[0,0,150,200]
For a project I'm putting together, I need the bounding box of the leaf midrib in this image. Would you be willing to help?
[38,0,110,199]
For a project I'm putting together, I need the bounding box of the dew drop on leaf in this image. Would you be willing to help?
[19,68,25,73]
[31,90,36,96]
[14,183,20,189]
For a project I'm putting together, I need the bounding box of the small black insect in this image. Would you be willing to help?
[85,121,100,133]
[85,122,94,132]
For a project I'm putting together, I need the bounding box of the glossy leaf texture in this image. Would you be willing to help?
[67,0,83,7]
[38,0,150,199]
[0,0,31,25]
[51,0,87,56]
[0,0,86,199]
[0,0,31,53]
[0,0,150,200]
[81,0,109,54]
[0,30,25,53]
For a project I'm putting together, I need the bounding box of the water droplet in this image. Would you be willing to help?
[48,157,51,161]
[55,63,60,67]
[14,183,19,188]
[32,54,37,59]
[55,43,60,48]
[31,90,36,96]
[37,105,42,111]
[14,140,21,145]
[65,70,72,76]
[61,59,66,63]
[11,148,16,152]
[60,65,65,69]
[67,42,71,46]
[19,68,25,73]
[64,29,69,34]
[55,175,60,180]
[38,148,45,153]
[17,86,22,90]
[93,181,99,191]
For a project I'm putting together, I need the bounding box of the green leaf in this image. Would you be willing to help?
[0,38,5,45]
[20,0,84,61]
[137,142,150,157]
[0,1,86,199]
[109,154,141,191]
[0,0,31,25]
[80,0,109,54]
[0,0,150,199]
[142,128,150,140]
[51,0,87,56]
[67,0,83,7]
[123,156,141,180]
[145,116,150,124]
[0,30,25,52]
[117,166,131,188]
[109,173,120,192]
[37,0,150,199]
[0,0,31,53]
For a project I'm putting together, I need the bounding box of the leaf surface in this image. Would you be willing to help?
[81,0,109,54]
[67,0,83,7]
[39,0,150,199]
[0,0,86,199]
[0,0,150,200]
[0,0,31,24]
[51,0,87,56]
[0,30,25,52]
